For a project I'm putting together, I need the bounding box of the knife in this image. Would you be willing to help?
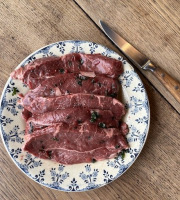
[99,20,180,104]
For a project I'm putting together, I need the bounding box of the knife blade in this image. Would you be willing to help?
[99,20,180,104]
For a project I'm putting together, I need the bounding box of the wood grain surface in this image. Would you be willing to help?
[75,0,180,113]
[0,0,179,200]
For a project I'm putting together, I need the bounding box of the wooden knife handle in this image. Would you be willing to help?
[147,62,180,104]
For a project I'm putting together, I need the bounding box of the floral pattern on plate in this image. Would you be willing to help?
[0,40,150,191]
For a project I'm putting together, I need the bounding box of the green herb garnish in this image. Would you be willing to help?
[120,150,125,159]
[109,93,117,98]
[115,150,126,160]
[115,144,120,149]
[12,87,19,96]
[47,151,52,159]
[99,140,105,144]
[80,59,84,65]
[66,115,71,119]
[68,61,72,67]
[59,68,64,73]
[92,158,96,163]
[39,145,45,152]
[50,89,54,94]
[87,136,91,140]
[98,122,106,128]
[90,111,99,123]
[91,78,95,84]
[76,75,88,86]
[77,79,82,86]
[77,119,82,124]
[80,75,88,80]
[52,137,59,141]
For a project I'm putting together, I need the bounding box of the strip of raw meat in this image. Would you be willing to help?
[11,53,123,88]
[21,73,119,107]
[26,108,120,133]
[22,93,125,119]
[24,123,129,164]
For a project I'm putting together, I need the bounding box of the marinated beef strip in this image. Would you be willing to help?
[11,53,123,89]
[50,147,126,164]
[26,108,120,134]
[25,145,128,165]
[21,73,119,106]
[61,53,123,78]
[11,56,62,89]
[24,123,129,164]
[22,93,125,119]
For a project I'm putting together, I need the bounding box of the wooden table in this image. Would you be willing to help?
[0,0,179,199]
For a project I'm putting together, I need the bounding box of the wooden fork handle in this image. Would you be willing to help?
[146,62,180,104]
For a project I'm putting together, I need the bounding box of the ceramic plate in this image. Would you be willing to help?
[0,40,150,191]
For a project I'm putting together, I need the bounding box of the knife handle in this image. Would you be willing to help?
[147,62,180,104]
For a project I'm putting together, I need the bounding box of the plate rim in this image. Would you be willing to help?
[0,40,150,192]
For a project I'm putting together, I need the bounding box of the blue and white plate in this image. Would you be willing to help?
[0,40,150,191]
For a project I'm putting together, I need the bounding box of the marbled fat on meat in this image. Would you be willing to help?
[22,93,125,119]
[21,73,119,109]
[26,108,120,134]
[24,123,129,164]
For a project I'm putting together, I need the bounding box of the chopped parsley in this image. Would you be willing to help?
[115,144,120,149]
[92,158,96,163]
[90,111,99,123]
[77,119,82,124]
[120,150,125,159]
[52,137,59,141]
[76,75,88,86]
[39,145,45,152]
[109,93,117,98]
[68,60,72,67]
[115,150,127,160]
[80,75,88,80]
[47,151,52,159]
[80,59,84,65]
[77,79,82,86]
[12,87,19,96]
[50,89,54,94]
[98,122,106,128]
[99,140,105,144]
[59,68,64,73]
[66,115,71,119]
[91,78,95,84]
[87,136,91,140]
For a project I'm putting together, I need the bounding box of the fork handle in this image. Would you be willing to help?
[146,62,180,104]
